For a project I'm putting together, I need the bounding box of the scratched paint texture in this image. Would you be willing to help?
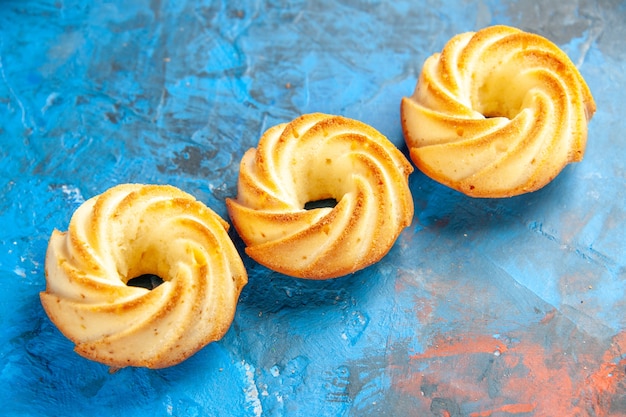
[1,0,625,416]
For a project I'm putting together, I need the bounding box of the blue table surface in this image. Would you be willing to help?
[1,1,625,416]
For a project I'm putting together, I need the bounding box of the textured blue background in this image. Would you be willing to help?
[1,1,625,416]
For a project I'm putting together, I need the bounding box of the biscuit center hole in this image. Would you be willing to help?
[477,82,521,119]
[127,274,165,290]
[475,67,527,119]
[304,198,337,210]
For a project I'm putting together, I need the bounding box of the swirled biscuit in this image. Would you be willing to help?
[401,25,596,197]
[226,113,414,279]
[41,184,247,369]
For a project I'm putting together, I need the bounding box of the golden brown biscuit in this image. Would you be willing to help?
[227,113,414,279]
[41,184,247,369]
[401,25,596,197]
